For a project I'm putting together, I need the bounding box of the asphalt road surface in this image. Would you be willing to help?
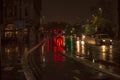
[31,37,120,80]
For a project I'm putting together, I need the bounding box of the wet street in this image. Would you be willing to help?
[1,0,120,79]
[74,42,120,75]
[1,42,27,80]
[64,36,120,76]
[1,35,120,80]
[37,51,119,80]
[31,36,120,80]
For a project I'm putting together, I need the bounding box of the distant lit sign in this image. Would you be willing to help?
[53,35,64,53]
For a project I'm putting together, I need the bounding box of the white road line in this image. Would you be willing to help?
[73,76,80,80]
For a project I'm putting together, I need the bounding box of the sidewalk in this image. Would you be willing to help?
[1,56,27,80]
[1,43,28,80]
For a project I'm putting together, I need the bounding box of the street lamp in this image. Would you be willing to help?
[99,8,102,15]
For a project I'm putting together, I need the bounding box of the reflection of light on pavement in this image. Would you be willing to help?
[109,53,113,62]
[42,56,46,62]
[76,40,80,53]
[5,48,11,55]
[99,64,103,69]
[109,45,113,61]
[53,46,57,53]
[76,51,80,58]
[15,46,19,53]
[42,44,46,62]
[110,45,112,49]
[54,54,64,62]
[76,37,80,58]
[101,45,106,52]
[102,52,106,60]
[98,64,105,69]
[92,59,95,63]
[109,45,112,54]
[42,45,44,54]
[81,45,85,55]
[101,45,113,61]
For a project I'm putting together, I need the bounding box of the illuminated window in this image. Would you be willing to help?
[5,24,16,38]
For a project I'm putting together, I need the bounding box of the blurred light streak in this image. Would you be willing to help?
[76,40,80,53]
[81,45,85,55]
[92,59,95,63]
[101,45,106,53]
[102,52,106,60]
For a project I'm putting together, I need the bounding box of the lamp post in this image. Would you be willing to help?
[99,8,102,15]
[98,8,102,34]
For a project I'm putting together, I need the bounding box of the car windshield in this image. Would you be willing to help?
[100,34,110,38]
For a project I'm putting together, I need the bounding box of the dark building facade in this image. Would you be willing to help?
[1,0,42,43]
[0,0,3,25]
[2,0,41,25]
[118,0,120,39]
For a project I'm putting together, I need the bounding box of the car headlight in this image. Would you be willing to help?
[81,40,85,45]
[110,40,112,42]
[102,40,105,42]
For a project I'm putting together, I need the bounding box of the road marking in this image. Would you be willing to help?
[73,76,80,80]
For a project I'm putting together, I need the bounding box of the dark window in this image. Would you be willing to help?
[14,6,17,16]
[7,7,13,17]
[25,8,28,16]
[0,0,3,24]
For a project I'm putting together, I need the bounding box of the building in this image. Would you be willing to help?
[0,0,3,25]
[3,0,41,26]
[1,0,42,43]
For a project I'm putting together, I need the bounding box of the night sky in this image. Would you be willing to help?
[42,0,99,24]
